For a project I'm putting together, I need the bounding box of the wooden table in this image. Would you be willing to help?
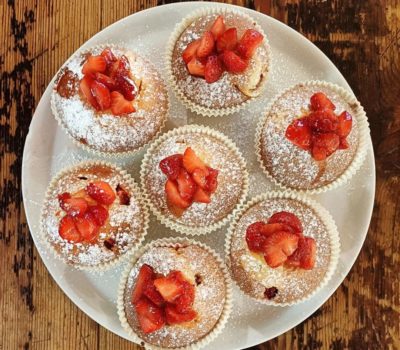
[1,0,399,349]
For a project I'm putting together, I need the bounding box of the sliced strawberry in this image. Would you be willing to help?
[72,189,97,206]
[193,187,211,203]
[285,117,312,150]
[80,75,100,110]
[132,264,154,304]
[159,154,183,180]
[100,48,117,66]
[308,109,338,133]
[165,180,190,209]
[312,145,327,161]
[192,168,208,189]
[237,29,264,59]
[216,27,238,53]
[263,231,299,268]
[287,236,316,270]
[176,169,196,202]
[210,15,225,39]
[182,147,208,174]
[74,213,99,241]
[260,223,297,236]
[182,39,201,64]
[205,55,224,83]
[82,55,107,75]
[196,31,215,58]
[143,282,165,307]
[86,181,116,205]
[168,204,186,217]
[59,215,82,242]
[268,211,303,235]
[58,192,88,217]
[220,50,248,73]
[135,298,165,334]
[337,111,353,138]
[110,91,135,115]
[153,271,184,303]
[94,72,116,90]
[114,74,137,101]
[313,132,340,157]
[187,57,205,77]
[205,167,218,193]
[165,305,197,325]
[338,137,349,149]
[174,281,195,313]
[310,92,335,111]
[91,80,111,110]
[86,205,108,226]
[246,221,267,252]
[116,184,130,205]
[107,55,130,78]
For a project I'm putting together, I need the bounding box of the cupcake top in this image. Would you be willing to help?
[122,242,227,348]
[228,195,338,305]
[257,82,360,191]
[41,162,147,269]
[51,45,168,154]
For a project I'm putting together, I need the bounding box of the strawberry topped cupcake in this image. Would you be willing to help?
[167,8,270,116]
[51,45,168,155]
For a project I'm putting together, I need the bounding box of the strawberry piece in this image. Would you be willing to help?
[100,48,117,66]
[308,109,338,133]
[313,132,340,157]
[196,31,215,58]
[159,154,183,180]
[74,213,99,241]
[268,211,303,235]
[176,169,196,202]
[220,50,248,73]
[82,55,107,75]
[86,181,116,205]
[114,74,137,101]
[86,205,108,226]
[338,138,349,149]
[59,215,82,242]
[132,264,155,304]
[143,282,165,307]
[168,204,186,217]
[310,92,335,111]
[205,55,224,83]
[216,27,238,53]
[210,15,225,39]
[187,57,205,77]
[174,281,195,313]
[192,168,208,189]
[182,147,208,174]
[182,39,201,64]
[107,55,130,78]
[165,180,190,209]
[116,184,130,205]
[165,305,197,325]
[246,221,267,252]
[80,75,100,110]
[285,117,312,151]
[287,236,316,270]
[260,223,297,236]
[91,80,111,110]
[154,271,184,303]
[337,111,352,138]
[263,231,299,268]
[205,167,218,193]
[58,192,88,217]
[94,72,116,90]
[236,29,264,59]
[312,145,327,161]
[135,298,165,334]
[72,189,97,206]
[193,187,211,203]
[110,91,135,115]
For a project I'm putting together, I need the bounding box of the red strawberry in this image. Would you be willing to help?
[246,221,267,252]
[192,168,208,189]
[114,74,137,101]
[107,56,130,78]
[59,215,82,242]
[182,147,208,173]
[58,192,88,217]
[285,117,312,150]
[165,180,190,209]
[337,111,352,138]
[174,281,195,313]
[100,48,117,66]
[287,236,316,270]
[86,205,109,226]
[74,213,99,241]
[236,29,264,59]
[159,154,183,180]
[165,305,197,325]
[313,133,340,157]
[154,271,184,303]
[193,187,211,203]
[116,184,130,205]
[268,211,303,235]
[205,55,224,83]
[263,231,299,268]
[182,39,201,64]
[205,167,218,193]
[94,72,116,90]
[308,109,338,133]
[91,80,111,110]
[72,189,97,206]
[86,181,116,205]
[143,282,165,307]
[132,264,154,304]
[260,223,297,236]
[210,15,225,39]
[176,169,196,202]
[168,204,186,218]
[312,145,327,161]
[216,27,238,53]
[80,75,100,110]
[110,91,135,115]
[196,31,215,58]
[310,92,335,111]
[338,138,349,149]
[82,55,107,75]
[187,57,205,77]
[220,50,248,73]
[135,298,165,334]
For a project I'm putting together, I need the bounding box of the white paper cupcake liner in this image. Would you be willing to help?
[140,124,249,235]
[117,237,233,350]
[39,160,149,272]
[225,191,340,306]
[165,6,271,117]
[50,43,169,158]
[255,80,370,194]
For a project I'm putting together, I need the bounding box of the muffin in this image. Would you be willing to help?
[118,238,232,349]
[167,7,270,116]
[40,161,149,270]
[226,191,340,305]
[140,125,249,234]
[256,81,369,192]
[51,44,169,155]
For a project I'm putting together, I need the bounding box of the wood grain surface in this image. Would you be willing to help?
[1,0,399,349]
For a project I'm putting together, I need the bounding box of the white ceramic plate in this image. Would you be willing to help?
[22,2,375,349]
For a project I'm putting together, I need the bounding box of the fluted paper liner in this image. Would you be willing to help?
[165,7,271,117]
[255,80,370,194]
[39,160,149,272]
[117,238,233,350]
[225,191,340,306]
[140,124,249,235]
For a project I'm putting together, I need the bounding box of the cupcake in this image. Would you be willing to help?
[118,238,232,349]
[256,81,369,192]
[51,45,169,156]
[226,192,340,305]
[40,161,149,270]
[167,7,270,116]
[140,125,249,235]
